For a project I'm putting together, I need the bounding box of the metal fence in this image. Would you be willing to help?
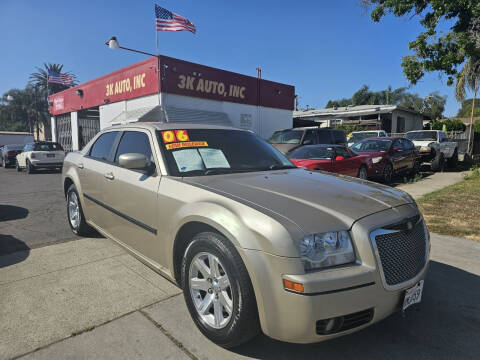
[55,114,72,152]
[78,118,100,150]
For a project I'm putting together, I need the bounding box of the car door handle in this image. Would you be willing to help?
[77,163,84,169]
[104,172,114,180]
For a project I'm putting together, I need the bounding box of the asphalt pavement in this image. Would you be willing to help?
[0,166,80,254]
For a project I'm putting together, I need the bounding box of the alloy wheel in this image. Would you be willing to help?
[68,191,81,229]
[189,252,233,329]
[383,164,393,183]
[358,166,368,180]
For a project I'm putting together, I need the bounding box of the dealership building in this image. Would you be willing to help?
[48,56,294,151]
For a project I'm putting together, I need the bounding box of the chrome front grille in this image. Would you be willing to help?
[371,217,428,289]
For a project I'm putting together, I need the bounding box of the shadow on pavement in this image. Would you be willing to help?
[0,204,29,222]
[0,234,30,267]
[234,261,479,360]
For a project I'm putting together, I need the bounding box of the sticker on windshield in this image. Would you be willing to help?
[162,129,190,144]
[198,148,230,169]
[172,149,205,173]
[175,129,190,142]
[166,141,208,150]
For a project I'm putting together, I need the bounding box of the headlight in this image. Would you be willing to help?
[372,156,383,164]
[300,231,355,271]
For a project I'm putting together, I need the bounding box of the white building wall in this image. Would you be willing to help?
[71,111,79,151]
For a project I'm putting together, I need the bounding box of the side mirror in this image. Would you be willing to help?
[118,153,149,170]
[335,155,345,161]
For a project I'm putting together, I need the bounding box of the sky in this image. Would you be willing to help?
[0,0,468,116]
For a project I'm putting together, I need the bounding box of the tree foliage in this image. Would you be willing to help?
[456,98,480,117]
[431,119,466,132]
[326,85,446,118]
[362,0,480,86]
[30,63,77,95]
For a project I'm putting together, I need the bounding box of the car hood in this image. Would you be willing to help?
[410,140,435,147]
[185,168,413,234]
[270,143,300,154]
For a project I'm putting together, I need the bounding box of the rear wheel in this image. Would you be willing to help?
[357,165,368,180]
[16,160,21,172]
[181,231,260,348]
[66,184,92,236]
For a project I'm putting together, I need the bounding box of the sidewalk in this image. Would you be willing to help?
[1,233,479,360]
[396,171,467,199]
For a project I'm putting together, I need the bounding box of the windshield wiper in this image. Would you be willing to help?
[268,164,297,170]
[204,168,234,175]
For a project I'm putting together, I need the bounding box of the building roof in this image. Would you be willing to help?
[293,104,422,119]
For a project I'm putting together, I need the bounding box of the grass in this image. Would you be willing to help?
[417,166,480,241]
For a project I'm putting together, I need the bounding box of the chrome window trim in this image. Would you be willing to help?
[369,216,429,291]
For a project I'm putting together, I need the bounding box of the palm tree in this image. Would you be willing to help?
[29,63,76,96]
[455,57,480,154]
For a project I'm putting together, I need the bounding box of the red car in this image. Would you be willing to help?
[288,144,370,180]
[350,137,420,182]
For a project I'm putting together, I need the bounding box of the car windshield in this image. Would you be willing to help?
[33,142,64,151]
[350,132,379,142]
[268,130,303,144]
[288,146,334,160]
[351,139,392,152]
[158,129,296,177]
[4,144,24,151]
[405,131,438,141]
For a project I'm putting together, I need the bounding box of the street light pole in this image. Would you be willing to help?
[105,37,156,57]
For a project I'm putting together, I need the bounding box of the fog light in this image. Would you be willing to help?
[283,279,304,293]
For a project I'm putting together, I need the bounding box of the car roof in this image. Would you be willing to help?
[106,122,245,132]
[274,127,337,132]
[292,144,344,149]
[351,130,384,134]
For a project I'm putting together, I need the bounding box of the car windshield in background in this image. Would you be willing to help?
[33,143,64,151]
[268,130,303,144]
[351,132,378,142]
[158,129,295,176]
[4,144,24,151]
[405,131,438,141]
[289,146,334,160]
[351,139,392,152]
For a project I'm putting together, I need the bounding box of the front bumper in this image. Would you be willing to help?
[366,161,386,178]
[242,203,429,343]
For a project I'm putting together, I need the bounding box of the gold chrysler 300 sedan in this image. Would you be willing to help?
[62,122,429,347]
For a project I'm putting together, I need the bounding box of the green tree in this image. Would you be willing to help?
[29,63,76,95]
[457,98,480,117]
[362,0,480,86]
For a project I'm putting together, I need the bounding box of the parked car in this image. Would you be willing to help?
[288,144,369,180]
[62,123,429,347]
[268,127,347,154]
[350,137,420,182]
[16,141,65,173]
[404,130,458,171]
[1,144,25,168]
[347,130,388,147]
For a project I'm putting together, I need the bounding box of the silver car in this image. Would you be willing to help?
[62,122,429,347]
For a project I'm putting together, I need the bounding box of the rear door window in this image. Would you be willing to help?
[89,132,119,162]
[114,131,153,165]
[302,130,317,144]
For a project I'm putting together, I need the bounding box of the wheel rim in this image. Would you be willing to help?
[359,167,368,180]
[68,192,81,229]
[384,164,392,182]
[189,252,233,329]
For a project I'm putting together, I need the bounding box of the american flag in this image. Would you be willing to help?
[155,4,196,33]
[48,70,74,85]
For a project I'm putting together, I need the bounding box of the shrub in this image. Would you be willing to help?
[431,119,466,132]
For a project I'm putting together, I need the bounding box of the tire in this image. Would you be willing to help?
[66,184,93,236]
[26,159,35,174]
[410,159,421,176]
[382,163,393,183]
[447,149,458,169]
[181,231,260,348]
[16,160,22,172]
[431,153,445,172]
[2,158,5,168]
[357,165,368,180]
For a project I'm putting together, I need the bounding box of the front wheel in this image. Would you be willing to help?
[447,149,458,169]
[181,231,260,348]
[382,163,393,183]
[26,159,35,174]
[16,160,22,172]
[357,165,368,180]
[66,184,93,236]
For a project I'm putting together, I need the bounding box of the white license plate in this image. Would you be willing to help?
[402,280,424,311]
